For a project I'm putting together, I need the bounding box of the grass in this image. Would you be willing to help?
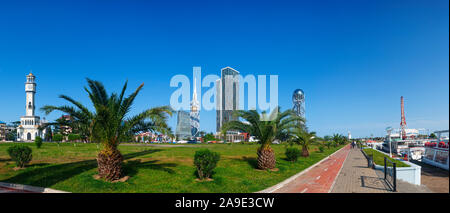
[0,142,345,193]
[362,148,410,168]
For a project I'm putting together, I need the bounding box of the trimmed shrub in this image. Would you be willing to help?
[68,134,80,142]
[194,149,220,180]
[35,136,43,148]
[53,134,63,143]
[318,146,325,153]
[7,145,32,168]
[285,147,301,162]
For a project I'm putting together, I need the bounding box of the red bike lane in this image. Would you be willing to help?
[274,145,351,193]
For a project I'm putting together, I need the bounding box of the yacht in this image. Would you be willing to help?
[382,128,426,160]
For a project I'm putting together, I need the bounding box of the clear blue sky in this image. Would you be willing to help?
[0,0,448,138]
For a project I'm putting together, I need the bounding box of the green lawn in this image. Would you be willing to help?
[362,148,410,168]
[0,142,345,193]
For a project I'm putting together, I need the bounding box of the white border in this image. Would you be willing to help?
[0,182,69,193]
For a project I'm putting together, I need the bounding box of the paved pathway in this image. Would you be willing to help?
[331,148,431,193]
[0,182,67,193]
[120,143,198,148]
[273,145,351,193]
[331,148,391,193]
[0,185,33,193]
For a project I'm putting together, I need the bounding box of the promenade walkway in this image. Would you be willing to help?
[331,148,431,193]
[270,145,351,193]
[331,148,390,193]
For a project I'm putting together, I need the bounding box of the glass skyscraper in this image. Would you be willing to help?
[216,67,240,133]
[176,110,191,140]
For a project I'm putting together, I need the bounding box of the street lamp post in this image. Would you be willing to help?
[389,138,392,158]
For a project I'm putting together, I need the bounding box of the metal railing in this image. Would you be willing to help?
[384,157,397,192]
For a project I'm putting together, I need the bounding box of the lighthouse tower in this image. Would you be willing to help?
[17,72,46,141]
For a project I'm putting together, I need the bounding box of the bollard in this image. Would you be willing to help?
[368,155,373,168]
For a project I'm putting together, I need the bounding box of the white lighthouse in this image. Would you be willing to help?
[17,72,46,141]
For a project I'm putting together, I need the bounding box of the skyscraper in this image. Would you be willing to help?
[190,77,200,138]
[17,72,46,141]
[216,67,240,133]
[176,110,191,140]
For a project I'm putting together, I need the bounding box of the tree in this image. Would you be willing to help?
[221,107,304,170]
[429,133,437,139]
[41,98,94,143]
[203,133,216,143]
[332,133,347,146]
[35,136,43,148]
[291,128,319,157]
[167,131,175,142]
[198,131,206,138]
[44,126,53,141]
[41,79,172,181]
[6,132,16,141]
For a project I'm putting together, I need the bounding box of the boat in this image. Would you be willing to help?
[381,128,426,160]
[421,130,449,170]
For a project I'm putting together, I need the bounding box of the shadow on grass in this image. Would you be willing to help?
[239,156,258,169]
[27,163,51,168]
[0,158,11,163]
[191,168,218,179]
[1,149,162,188]
[124,159,177,176]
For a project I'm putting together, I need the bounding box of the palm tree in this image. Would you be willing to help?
[332,133,341,147]
[291,128,319,157]
[198,131,206,138]
[41,98,94,142]
[221,107,303,170]
[41,79,172,181]
[331,133,348,146]
[322,135,333,149]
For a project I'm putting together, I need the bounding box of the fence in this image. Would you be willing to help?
[384,157,397,192]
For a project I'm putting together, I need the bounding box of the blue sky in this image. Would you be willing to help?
[0,0,448,138]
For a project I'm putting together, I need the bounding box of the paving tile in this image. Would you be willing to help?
[274,145,351,193]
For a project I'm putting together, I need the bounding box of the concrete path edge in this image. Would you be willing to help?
[257,145,349,193]
[0,182,69,193]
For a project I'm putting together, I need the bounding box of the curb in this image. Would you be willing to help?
[0,182,69,193]
[257,144,349,193]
